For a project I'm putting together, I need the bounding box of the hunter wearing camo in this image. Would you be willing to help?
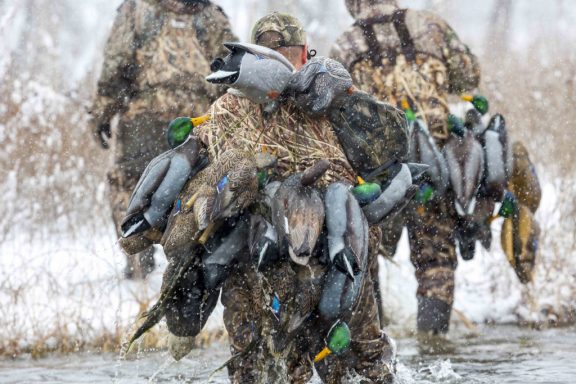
[331,0,481,333]
[89,0,236,278]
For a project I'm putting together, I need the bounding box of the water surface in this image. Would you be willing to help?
[1,325,574,383]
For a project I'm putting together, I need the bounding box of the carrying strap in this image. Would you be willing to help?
[354,9,416,66]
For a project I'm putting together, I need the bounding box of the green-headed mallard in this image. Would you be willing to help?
[461,94,489,115]
[351,176,381,205]
[120,116,210,240]
[443,114,485,217]
[361,162,419,225]
[166,116,211,148]
[462,94,489,137]
[313,320,351,363]
[270,160,329,266]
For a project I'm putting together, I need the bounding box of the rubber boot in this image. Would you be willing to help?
[417,296,451,334]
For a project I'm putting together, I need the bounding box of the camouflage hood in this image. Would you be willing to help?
[143,0,210,14]
[345,0,397,19]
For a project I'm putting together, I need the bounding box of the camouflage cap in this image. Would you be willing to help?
[251,12,307,49]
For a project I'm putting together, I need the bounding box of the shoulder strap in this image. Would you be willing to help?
[391,9,416,62]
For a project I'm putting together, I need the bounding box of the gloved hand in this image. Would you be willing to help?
[282,56,354,116]
[93,122,111,149]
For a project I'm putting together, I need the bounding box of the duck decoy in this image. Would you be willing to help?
[500,202,539,284]
[351,176,381,205]
[462,94,489,137]
[313,320,351,363]
[443,114,485,217]
[205,42,294,106]
[409,117,450,197]
[361,162,420,225]
[248,181,281,271]
[282,56,354,115]
[259,259,326,359]
[161,149,277,255]
[324,182,369,281]
[482,114,512,201]
[508,141,541,213]
[202,216,250,291]
[120,116,210,240]
[270,160,330,266]
[461,94,489,116]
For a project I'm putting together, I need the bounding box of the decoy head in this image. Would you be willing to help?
[461,94,489,115]
[447,114,466,137]
[166,115,210,148]
[487,113,506,135]
[206,42,295,105]
[254,150,278,189]
[400,97,416,123]
[498,191,519,218]
[416,183,435,204]
[488,191,518,223]
[351,176,382,205]
[313,320,351,362]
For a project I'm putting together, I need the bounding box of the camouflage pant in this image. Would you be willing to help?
[405,199,458,333]
[222,228,395,384]
[108,115,173,277]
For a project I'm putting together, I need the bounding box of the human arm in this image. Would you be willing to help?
[436,15,481,94]
[88,0,137,148]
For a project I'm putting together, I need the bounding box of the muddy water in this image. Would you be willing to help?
[1,325,574,383]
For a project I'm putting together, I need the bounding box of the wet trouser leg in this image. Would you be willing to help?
[407,203,457,334]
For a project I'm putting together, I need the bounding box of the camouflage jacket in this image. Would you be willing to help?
[195,93,356,185]
[90,0,237,128]
[331,5,480,145]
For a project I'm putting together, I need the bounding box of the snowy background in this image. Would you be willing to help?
[1,0,575,356]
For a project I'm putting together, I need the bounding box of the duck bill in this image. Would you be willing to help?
[461,94,473,102]
[205,70,238,84]
[191,115,210,127]
[314,347,332,363]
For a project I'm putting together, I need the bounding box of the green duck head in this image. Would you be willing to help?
[488,191,518,223]
[166,115,210,148]
[416,183,435,204]
[447,114,466,137]
[400,97,417,123]
[254,150,278,189]
[461,94,489,115]
[351,176,382,205]
[497,191,518,218]
[314,320,351,363]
